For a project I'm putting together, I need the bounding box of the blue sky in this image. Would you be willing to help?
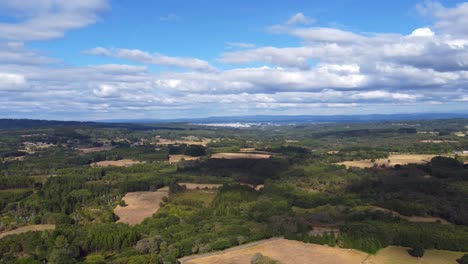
[0,0,467,120]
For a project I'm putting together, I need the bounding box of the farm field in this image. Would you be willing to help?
[211,152,271,159]
[78,146,114,153]
[336,154,438,168]
[0,225,55,239]
[90,159,144,167]
[168,155,200,164]
[114,187,169,225]
[180,238,368,264]
[363,246,466,264]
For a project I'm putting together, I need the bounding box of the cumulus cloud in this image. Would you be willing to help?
[0,0,109,41]
[85,47,217,72]
[1,1,468,119]
[417,0,468,36]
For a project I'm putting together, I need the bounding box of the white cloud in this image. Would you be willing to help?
[1,1,468,119]
[0,72,26,90]
[0,0,109,41]
[286,13,313,25]
[409,27,435,37]
[160,13,179,22]
[226,42,256,49]
[93,84,119,97]
[418,1,468,37]
[85,47,217,72]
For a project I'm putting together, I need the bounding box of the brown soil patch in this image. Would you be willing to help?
[90,159,143,167]
[0,224,55,239]
[179,183,222,190]
[168,155,200,164]
[114,187,169,225]
[181,238,368,264]
[336,154,437,169]
[211,153,271,159]
[454,132,466,137]
[78,146,114,153]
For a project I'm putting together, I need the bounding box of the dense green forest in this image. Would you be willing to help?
[0,119,467,263]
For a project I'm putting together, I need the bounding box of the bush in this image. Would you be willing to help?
[251,253,279,264]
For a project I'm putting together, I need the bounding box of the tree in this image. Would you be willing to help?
[408,244,425,258]
[48,235,77,264]
[458,254,468,264]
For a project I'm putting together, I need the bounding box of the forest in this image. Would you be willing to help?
[0,118,467,263]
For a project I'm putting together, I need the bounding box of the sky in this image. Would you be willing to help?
[0,0,467,120]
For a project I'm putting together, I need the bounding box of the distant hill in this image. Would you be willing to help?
[101,113,468,124]
[1,113,467,130]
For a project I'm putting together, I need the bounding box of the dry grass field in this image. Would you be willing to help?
[0,224,55,239]
[211,153,271,159]
[363,246,466,264]
[336,154,438,169]
[181,238,368,264]
[181,239,466,264]
[168,155,200,164]
[78,146,114,153]
[90,159,143,167]
[114,187,169,225]
[179,183,222,190]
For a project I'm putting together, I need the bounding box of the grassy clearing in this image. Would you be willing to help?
[0,224,55,239]
[171,189,217,206]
